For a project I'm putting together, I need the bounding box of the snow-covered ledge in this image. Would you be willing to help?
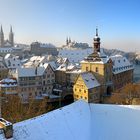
[1,100,140,140]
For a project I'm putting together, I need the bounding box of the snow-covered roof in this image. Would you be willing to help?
[56,57,69,64]
[81,72,100,89]
[0,78,16,83]
[81,49,109,64]
[110,55,134,74]
[84,56,109,64]
[23,56,47,68]
[30,56,45,62]
[17,67,45,77]
[4,53,11,59]
[66,69,81,74]
[4,55,21,69]
[0,84,17,88]
[17,63,51,78]
[1,100,140,140]
[49,61,58,71]
[21,59,28,64]
[56,63,76,71]
[0,78,17,87]
[136,54,140,60]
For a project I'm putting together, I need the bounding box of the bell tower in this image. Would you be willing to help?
[93,28,100,53]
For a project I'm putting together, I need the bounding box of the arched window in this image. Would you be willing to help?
[95,67,98,73]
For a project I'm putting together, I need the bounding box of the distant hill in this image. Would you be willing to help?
[103,48,125,56]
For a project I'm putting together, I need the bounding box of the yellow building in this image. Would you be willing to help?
[80,29,113,96]
[73,72,100,103]
[73,28,134,103]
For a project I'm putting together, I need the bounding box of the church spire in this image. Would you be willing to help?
[0,25,3,34]
[69,37,71,43]
[0,25,4,47]
[10,25,13,33]
[9,25,14,47]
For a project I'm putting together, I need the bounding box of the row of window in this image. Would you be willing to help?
[20,82,36,86]
[75,88,99,93]
[43,79,55,85]
[113,65,133,72]
[8,63,20,67]
[21,86,52,92]
[0,49,12,53]
[20,74,55,81]
[43,74,54,79]
[0,66,5,68]
[74,94,87,100]
[86,66,99,73]
[75,88,87,93]
[1,87,17,90]
[21,87,35,91]
[20,77,36,81]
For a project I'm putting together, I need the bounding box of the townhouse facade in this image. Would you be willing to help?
[13,63,55,102]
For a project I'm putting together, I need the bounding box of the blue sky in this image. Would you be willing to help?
[0,0,140,51]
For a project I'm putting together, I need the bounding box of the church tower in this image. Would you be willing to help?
[69,37,71,44]
[66,37,69,45]
[9,26,14,47]
[0,25,4,47]
[93,28,100,53]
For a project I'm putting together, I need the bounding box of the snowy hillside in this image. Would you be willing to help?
[1,100,140,140]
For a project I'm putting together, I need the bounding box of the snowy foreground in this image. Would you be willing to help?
[1,100,140,140]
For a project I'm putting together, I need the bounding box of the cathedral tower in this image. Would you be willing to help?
[0,25,4,47]
[9,26,14,47]
[66,37,69,45]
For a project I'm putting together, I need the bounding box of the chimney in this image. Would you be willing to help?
[0,118,13,139]
[35,67,37,75]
